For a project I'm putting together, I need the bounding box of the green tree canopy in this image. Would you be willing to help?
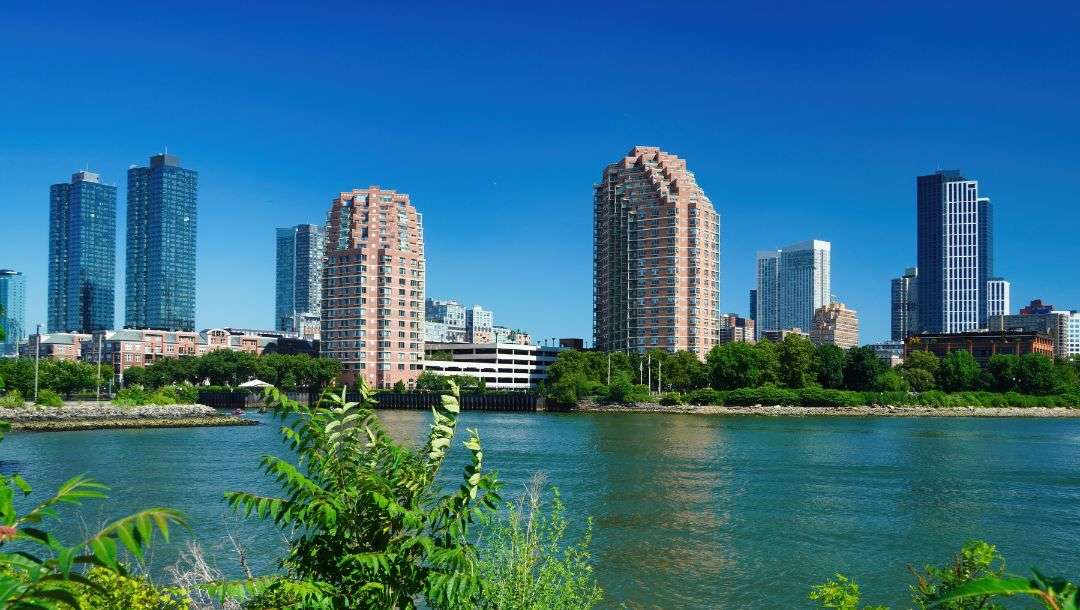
[843,347,886,391]
[938,351,982,392]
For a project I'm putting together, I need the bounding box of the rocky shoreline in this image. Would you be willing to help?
[1,402,257,431]
[576,401,1080,418]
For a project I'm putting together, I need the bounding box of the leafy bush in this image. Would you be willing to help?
[478,483,602,609]
[114,384,199,406]
[658,392,686,406]
[35,388,63,407]
[808,540,1077,610]
[0,390,24,408]
[213,381,502,608]
[72,566,190,610]
[726,385,800,406]
[799,388,863,408]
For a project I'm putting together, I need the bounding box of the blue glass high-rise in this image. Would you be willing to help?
[275,224,324,331]
[0,269,26,355]
[125,154,198,331]
[48,171,116,333]
[916,170,993,334]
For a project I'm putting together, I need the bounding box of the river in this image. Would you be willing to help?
[3,412,1079,608]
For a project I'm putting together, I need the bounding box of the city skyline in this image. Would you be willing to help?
[3,3,1079,343]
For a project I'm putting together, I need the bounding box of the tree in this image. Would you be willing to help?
[843,347,885,391]
[778,334,819,388]
[392,380,407,393]
[707,343,766,390]
[938,351,981,392]
[817,344,846,389]
[985,354,1020,392]
[218,381,502,608]
[1017,353,1060,395]
[900,350,940,391]
[874,370,909,392]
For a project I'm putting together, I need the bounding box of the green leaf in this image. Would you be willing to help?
[929,575,1042,606]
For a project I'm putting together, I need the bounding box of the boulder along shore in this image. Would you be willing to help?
[576,401,1080,418]
[2,403,257,431]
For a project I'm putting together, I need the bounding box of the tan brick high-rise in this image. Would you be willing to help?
[322,186,425,388]
[593,147,720,359]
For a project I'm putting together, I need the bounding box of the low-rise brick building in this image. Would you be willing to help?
[905,330,1054,365]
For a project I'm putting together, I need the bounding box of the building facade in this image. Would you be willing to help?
[916,170,993,333]
[126,154,199,331]
[990,300,1080,360]
[755,251,779,340]
[0,270,26,356]
[425,298,467,342]
[890,266,919,341]
[466,304,493,343]
[718,313,755,344]
[48,171,117,333]
[906,330,1053,366]
[986,278,1010,319]
[21,332,92,361]
[756,240,831,339]
[810,302,859,349]
[593,146,721,358]
[423,342,560,391]
[275,224,325,331]
[321,186,425,388]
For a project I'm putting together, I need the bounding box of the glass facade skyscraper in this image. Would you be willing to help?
[125,154,198,331]
[48,171,116,333]
[755,240,831,339]
[916,170,993,333]
[890,266,919,341]
[0,269,26,355]
[275,224,325,331]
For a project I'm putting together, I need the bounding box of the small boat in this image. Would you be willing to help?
[233,408,244,416]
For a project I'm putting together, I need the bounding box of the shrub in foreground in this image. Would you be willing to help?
[212,381,503,608]
[0,390,24,408]
[35,388,63,407]
[686,388,725,405]
[809,540,1077,610]
[659,392,687,406]
[478,483,603,609]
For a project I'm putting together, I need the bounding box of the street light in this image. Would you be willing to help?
[33,323,41,402]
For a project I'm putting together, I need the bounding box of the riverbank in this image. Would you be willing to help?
[577,401,1080,417]
[1,402,257,431]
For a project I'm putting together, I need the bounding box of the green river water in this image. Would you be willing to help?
[3,411,1079,608]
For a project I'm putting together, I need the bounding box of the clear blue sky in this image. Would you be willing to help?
[3,1,1078,344]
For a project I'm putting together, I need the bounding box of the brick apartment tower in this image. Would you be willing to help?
[593,147,721,359]
[321,187,426,388]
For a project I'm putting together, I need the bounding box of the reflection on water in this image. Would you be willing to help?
[3,413,1079,609]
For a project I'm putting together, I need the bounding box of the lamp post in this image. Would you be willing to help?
[33,323,41,402]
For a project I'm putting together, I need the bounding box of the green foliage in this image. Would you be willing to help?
[427,350,453,362]
[901,367,937,392]
[909,540,1005,609]
[0,390,24,408]
[707,342,775,390]
[478,485,603,610]
[984,354,1019,392]
[604,372,651,404]
[658,392,686,406]
[72,566,191,609]
[874,370,910,392]
[817,344,847,389]
[113,384,199,406]
[938,351,981,392]
[726,385,800,406]
[219,381,502,608]
[0,420,186,609]
[809,540,1077,610]
[415,371,487,394]
[1017,353,1060,395]
[0,358,96,398]
[778,334,819,388]
[843,347,886,391]
[35,388,63,407]
[799,388,864,408]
